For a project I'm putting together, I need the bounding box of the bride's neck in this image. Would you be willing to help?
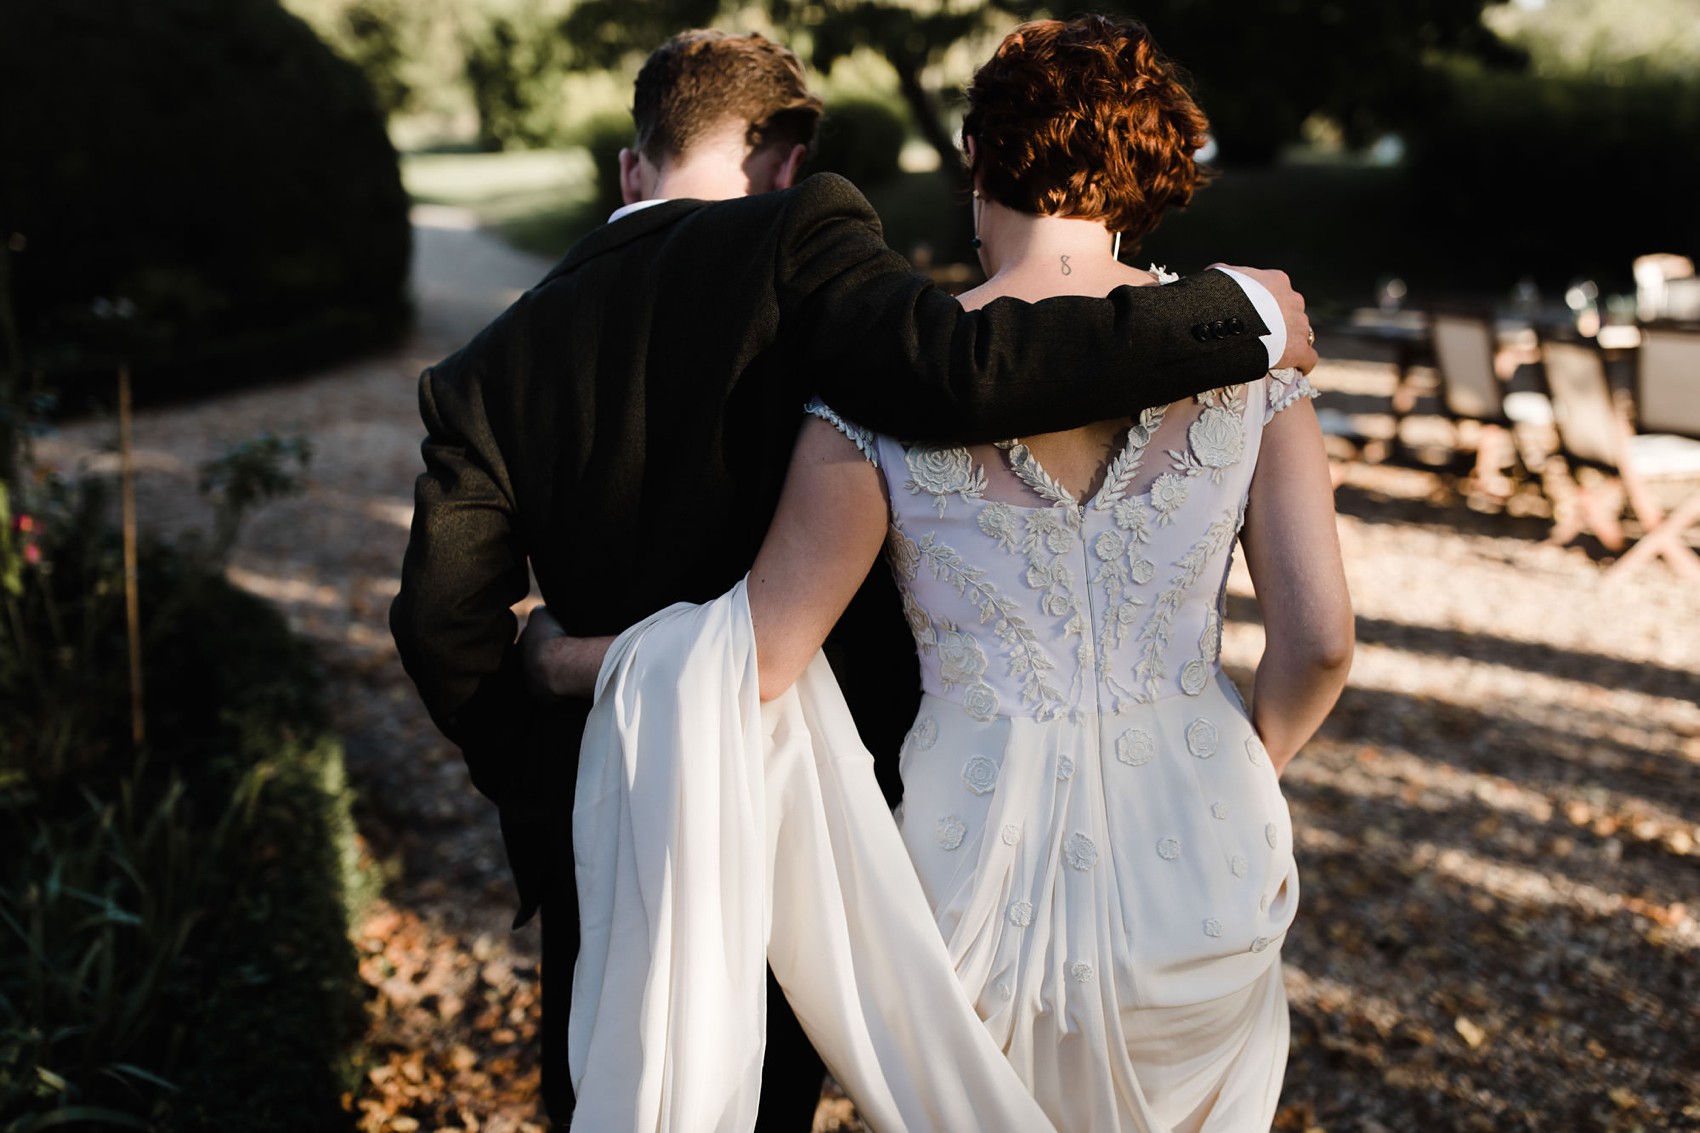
[975,199,1118,281]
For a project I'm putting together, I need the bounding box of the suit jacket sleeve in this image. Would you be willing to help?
[389,340,535,807]
[774,174,1272,441]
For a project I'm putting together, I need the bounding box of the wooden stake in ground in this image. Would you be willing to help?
[119,363,144,749]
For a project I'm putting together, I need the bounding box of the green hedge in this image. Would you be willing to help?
[807,98,908,190]
[1,483,367,1131]
[0,0,412,396]
[1404,65,1700,290]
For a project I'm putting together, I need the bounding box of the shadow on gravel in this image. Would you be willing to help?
[1280,824,1697,1131]
[1328,479,1557,541]
[1307,679,1696,831]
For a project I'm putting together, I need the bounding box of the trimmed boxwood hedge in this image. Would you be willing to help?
[2,488,369,1130]
[0,0,412,397]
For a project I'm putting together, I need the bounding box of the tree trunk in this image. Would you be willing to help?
[892,56,967,193]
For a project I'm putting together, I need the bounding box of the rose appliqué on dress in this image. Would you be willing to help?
[1199,607,1223,663]
[1187,718,1219,758]
[1188,405,1245,479]
[1065,832,1098,870]
[1181,659,1210,696]
[904,716,938,753]
[962,755,1000,795]
[899,587,935,650]
[1246,735,1269,766]
[1116,728,1156,766]
[905,444,986,515]
[937,626,989,688]
[963,682,1001,721]
[886,526,921,580]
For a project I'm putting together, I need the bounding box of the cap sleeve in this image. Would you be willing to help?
[804,396,880,468]
[1264,368,1318,426]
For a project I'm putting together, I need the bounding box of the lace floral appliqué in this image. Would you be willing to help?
[904,444,986,515]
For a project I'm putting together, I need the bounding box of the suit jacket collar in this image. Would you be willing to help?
[540,199,706,286]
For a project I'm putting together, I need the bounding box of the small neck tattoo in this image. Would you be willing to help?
[1059,255,1072,276]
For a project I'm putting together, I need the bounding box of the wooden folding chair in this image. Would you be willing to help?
[1429,312,1549,495]
[1636,325,1700,437]
[1541,337,1700,580]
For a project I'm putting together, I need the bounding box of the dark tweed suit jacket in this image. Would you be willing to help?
[390,172,1268,1119]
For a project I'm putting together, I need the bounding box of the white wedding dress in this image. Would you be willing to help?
[568,369,1314,1132]
[809,367,1314,1132]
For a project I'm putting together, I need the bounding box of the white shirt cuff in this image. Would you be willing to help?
[1213,267,1285,370]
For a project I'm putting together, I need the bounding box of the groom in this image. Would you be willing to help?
[391,27,1315,1130]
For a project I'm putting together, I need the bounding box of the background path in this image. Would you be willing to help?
[36,219,1700,1132]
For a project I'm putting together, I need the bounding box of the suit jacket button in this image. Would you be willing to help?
[1227,317,1245,335]
[1192,324,1212,342]
[1211,320,1228,338]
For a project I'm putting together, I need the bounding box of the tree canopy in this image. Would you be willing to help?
[0,0,412,387]
[548,0,1526,166]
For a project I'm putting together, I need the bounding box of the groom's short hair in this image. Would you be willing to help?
[632,30,824,163]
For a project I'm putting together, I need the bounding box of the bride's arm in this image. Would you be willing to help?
[1239,399,1354,773]
[748,417,889,701]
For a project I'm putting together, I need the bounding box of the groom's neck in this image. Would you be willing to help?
[644,121,770,202]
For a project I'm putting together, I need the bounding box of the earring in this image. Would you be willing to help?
[1112,232,1122,262]
[971,191,983,250]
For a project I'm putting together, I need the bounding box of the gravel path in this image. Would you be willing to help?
[36,221,1700,1133]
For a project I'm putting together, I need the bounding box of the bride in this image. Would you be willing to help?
[550,15,1352,1131]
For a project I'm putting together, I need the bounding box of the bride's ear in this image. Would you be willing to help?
[962,134,986,196]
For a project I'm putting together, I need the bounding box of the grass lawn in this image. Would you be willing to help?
[403,148,597,218]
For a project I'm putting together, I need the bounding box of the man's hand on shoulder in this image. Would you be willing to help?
[1215,265,1318,374]
[519,606,614,702]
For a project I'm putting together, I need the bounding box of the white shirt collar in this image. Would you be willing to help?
[607,198,670,224]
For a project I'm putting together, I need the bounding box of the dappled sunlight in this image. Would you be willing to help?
[1295,783,1693,941]
[1343,641,1696,757]
[39,445,195,478]
[1413,840,1698,946]
[411,203,483,231]
[1290,745,1556,825]
[226,562,343,609]
[308,488,417,533]
[1282,963,1406,1036]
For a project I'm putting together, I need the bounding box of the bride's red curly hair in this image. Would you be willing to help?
[962,15,1212,249]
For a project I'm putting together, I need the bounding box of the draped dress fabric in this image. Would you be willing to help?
[570,585,1062,1133]
[808,365,1316,1132]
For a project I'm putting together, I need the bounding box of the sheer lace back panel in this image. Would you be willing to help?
[808,370,1315,723]
[971,396,1226,509]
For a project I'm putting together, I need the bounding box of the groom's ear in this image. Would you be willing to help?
[618,147,645,205]
[772,143,808,191]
